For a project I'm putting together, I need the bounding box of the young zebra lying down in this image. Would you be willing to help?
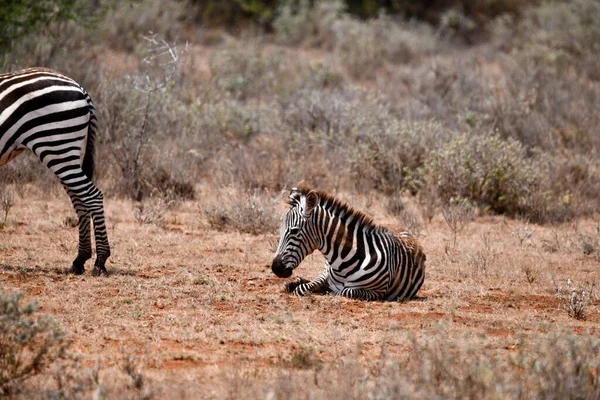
[271,184,426,301]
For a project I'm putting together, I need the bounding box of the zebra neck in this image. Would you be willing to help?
[316,205,363,268]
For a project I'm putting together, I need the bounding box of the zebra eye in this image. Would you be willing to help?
[289,227,300,235]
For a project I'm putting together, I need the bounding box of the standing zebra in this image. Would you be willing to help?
[0,68,110,275]
[271,184,425,301]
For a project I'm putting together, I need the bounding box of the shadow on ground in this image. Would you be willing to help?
[0,264,142,278]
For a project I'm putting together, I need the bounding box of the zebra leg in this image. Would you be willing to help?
[89,189,110,276]
[287,270,330,296]
[62,176,110,276]
[339,288,384,301]
[65,188,92,274]
[69,213,92,275]
[284,277,310,293]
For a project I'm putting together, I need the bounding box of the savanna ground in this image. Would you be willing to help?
[1,0,600,398]
[1,186,599,398]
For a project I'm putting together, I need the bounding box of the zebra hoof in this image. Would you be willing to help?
[69,264,85,275]
[91,265,108,277]
[284,281,297,293]
[284,278,308,293]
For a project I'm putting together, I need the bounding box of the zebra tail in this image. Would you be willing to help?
[82,91,97,181]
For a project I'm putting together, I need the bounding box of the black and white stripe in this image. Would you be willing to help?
[271,185,425,301]
[0,68,110,275]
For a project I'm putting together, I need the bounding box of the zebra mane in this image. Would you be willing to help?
[291,183,381,232]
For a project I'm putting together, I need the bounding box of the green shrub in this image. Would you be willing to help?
[353,119,451,193]
[422,132,541,216]
[273,0,313,45]
[0,290,69,395]
[190,0,278,27]
[421,132,594,222]
[0,0,96,53]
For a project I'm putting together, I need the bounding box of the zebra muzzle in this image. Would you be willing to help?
[271,256,293,278]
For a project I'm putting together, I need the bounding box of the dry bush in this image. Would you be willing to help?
[2,0,599,224]
[272,0,344,49]
[332,15,385,80]
[489,1,600,154]
[512,221,535,248]
[208,137,293,191]
[209,45,292,100]
[200,186,280,235]
[332,11,437,79]
[0,187,14,227]
[273,0,437,77]
[134,196,174,226]
[465,232,497,277]
[201,100,263,143]
[529,0,600,60]
[556,279,595,321]
[442,200,474,254]
[17,349,156,399]
[92,36,200,200]
[490,59,600,155]
[0,290,69,396]
[300,62,345,90]
[279,85,451,193]
[279,86,364,134]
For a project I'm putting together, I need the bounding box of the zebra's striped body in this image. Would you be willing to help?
[271,184,425,301]
[0,68,110,275]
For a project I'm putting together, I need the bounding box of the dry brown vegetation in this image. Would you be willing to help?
[0,188,599,398]
[1,0,600,398]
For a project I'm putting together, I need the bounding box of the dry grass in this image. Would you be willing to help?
[0,188,598,398]
[1,1,600,397]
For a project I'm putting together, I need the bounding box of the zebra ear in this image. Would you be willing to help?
[288,188,302,207]
[304,190,319,217]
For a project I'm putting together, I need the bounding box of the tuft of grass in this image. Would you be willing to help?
[521,263,537,284]
[192,277,210,285]
[278,346,322,370]
[134,196,174,226]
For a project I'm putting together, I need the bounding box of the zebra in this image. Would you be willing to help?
[0,68,110,275]
[271,184,425,301]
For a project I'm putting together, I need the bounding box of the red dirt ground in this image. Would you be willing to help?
[1,190,598,397]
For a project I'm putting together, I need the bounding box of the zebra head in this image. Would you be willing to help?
[271,187,320,278]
